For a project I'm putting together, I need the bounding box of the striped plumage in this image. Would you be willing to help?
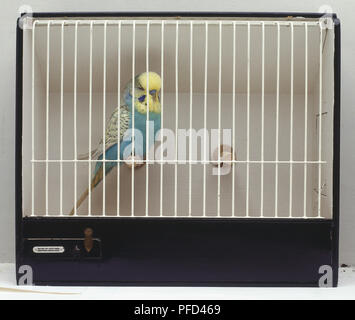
[93,105,130,161]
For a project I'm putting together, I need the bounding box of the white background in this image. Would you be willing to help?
[0,0,353,265]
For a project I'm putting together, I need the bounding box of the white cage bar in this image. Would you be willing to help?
[275,22,280,218]
[303,22,309,219]
[260,21,265,218]
[22,17,335,219]
[203,22,208,217]
[102,21,107,216]
[45,21,50,217]
[160,21,164,217]
[73,21,78,217]
[116,21,121,217]
[174,21,179,217]
[131,21,136,217]
[146,20,150,217]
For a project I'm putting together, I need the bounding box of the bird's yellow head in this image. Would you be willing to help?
[134,72,161,114]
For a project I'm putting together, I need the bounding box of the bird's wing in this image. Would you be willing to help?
[93,105,130,159]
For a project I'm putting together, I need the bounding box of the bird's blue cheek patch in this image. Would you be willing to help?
[138,95,146,103]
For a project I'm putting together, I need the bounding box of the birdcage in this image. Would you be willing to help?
[16,12,340,286]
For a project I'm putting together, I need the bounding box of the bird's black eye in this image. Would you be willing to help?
[138,95,146,103]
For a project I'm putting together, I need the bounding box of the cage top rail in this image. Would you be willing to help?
[29,19,323,27]
[26,215,327,219]
[27,15,323,21]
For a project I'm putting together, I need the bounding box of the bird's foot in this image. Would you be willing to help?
[211,144,236,168]
[125,155,145,169]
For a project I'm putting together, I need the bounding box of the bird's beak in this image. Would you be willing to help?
[155,91,159,101]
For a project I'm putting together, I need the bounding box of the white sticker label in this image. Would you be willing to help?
[33,246,65,254]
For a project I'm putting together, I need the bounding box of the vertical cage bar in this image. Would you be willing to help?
[232,22,236,217]
[217,21,222,217]
[203,22,208,217]
[160,21,164,217]
[45,22,50,216]
[88,22,93,216]
[174,21,179,217]
[31,22,36,216]
[246,22,251,218]
[303,23,308,218]
[117,21,121,216]
[145,21,150,217]
[131,21,136,216]
[189,21,193,217]
[318,26,323,218]
[274,23,280,218]
[260,22,265,218]
[60,22,64,216]
[102,21,107,216]
[289,23,294,218]
[73,22,78,216]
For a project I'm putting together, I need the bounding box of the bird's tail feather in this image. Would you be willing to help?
[77,149,97,160]
[69,167,103,215]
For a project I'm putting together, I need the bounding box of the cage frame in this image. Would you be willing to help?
[16,12,340,287]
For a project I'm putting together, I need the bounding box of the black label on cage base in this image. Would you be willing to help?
[24,238,102,260]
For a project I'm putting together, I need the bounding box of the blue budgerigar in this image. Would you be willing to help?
[70,72,161,215]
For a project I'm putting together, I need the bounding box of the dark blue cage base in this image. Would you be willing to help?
[19,218,337,287]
